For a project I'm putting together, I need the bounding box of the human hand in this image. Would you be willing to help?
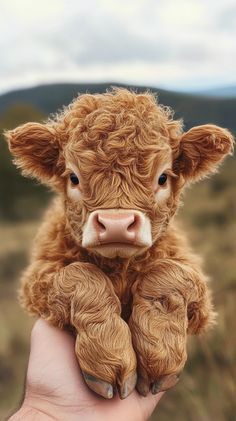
[10,319,163,421]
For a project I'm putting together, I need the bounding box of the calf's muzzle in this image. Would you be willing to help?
[82,208,152,257]
[94,211,140,244]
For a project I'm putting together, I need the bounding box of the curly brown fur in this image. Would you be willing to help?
[5,88,234,398]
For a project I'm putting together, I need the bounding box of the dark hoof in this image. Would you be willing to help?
[151,373,180,394]
[119,371,137,399]
[136,376,150,397]
[82,372,113,399]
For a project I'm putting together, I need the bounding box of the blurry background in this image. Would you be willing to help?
[0,0,236,420]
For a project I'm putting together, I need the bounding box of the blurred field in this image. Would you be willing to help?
[0,87,236,420]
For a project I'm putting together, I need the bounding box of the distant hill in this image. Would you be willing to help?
[0,82,236,132]
[198,85,236,98]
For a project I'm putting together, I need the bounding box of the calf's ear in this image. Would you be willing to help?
[175,124,234,182]
[5,122,61,183]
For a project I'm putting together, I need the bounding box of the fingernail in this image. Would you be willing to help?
[151,373,180,394]
[82,372,113,399]
[120,372,137,399]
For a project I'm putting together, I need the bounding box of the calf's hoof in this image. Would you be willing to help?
[136,372,181,397]
[82,370,137,400]
[151,373,180,394]
[82,372,114,399]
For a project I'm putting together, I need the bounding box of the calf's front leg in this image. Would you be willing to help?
[69,263,137,399]
[129,259,214,396]
[20,261,137,399]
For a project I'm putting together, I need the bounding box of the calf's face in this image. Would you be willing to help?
[6,89,234,259]
[64,145,175,258]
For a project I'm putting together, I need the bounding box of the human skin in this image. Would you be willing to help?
[9,319,163,421]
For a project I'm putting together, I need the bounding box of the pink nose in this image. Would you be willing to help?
[94,212,140,244]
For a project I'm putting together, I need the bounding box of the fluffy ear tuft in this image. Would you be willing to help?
[175,124,234,181]
[5,122,61,182]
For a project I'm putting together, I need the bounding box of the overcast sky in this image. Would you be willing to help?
[0,0,236,94]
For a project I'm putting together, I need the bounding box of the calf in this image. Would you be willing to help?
[5,88,234,399]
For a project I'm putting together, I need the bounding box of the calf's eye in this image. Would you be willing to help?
[70,173,79,185]
[158,173,168,186]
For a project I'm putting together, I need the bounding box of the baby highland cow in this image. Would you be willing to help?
[5,88,234,400]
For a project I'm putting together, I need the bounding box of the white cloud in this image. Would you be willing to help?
[0,0,236,93]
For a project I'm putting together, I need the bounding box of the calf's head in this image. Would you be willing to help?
[6,89,234,259]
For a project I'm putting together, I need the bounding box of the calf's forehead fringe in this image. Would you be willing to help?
[53,88,183,147]
[55,88,182,172]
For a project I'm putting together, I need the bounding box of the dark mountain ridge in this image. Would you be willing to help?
[0,82,236,132]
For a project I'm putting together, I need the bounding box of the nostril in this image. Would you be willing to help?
[95,214,106,233]
[127,221,136,231]
[127,215,139,232]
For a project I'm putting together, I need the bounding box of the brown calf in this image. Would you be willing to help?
[5,88,234,399]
